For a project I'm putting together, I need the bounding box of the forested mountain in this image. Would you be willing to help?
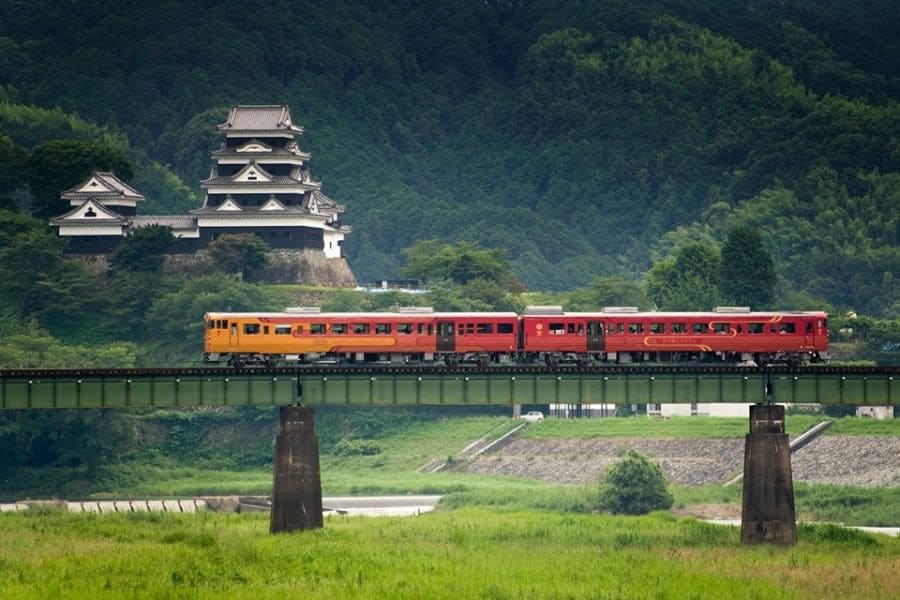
[0,0,897,313]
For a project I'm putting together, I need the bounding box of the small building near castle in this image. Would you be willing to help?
[50,105,354,284]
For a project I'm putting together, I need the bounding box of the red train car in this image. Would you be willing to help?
[520,307,828,366]
[205,309,518,366]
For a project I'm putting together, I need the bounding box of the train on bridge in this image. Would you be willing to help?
[204,307,828,368]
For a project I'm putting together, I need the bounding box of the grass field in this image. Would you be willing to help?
[0,508,896,599]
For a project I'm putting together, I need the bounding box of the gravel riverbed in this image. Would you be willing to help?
[465,435,899,487]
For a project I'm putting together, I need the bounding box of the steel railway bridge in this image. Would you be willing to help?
[1,364,897,409]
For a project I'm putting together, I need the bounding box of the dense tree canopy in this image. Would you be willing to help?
[26,139,133,219]
[720,226,777,310]
[0,0,896,314]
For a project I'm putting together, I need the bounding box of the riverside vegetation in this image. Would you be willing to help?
[0,504,897,599]
[2,413,897,527]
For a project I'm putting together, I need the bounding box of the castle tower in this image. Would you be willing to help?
[193,105,350,258]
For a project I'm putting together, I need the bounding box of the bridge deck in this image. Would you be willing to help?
[1,365,897,409]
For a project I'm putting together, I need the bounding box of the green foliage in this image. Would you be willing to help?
[646,243,723,310]
[331,439,382,457]
[0,409,134,479]
[0,212,98,330]
[26,139,133,219]
[0,133,27,208]
[562,276,650,311]
[108,224,174,274]
[0,1,895,305]
[597,450,674,515]
[206,233,271,279]
[0,324,138,368]
[400,239,516,286]
[719,225,776,309]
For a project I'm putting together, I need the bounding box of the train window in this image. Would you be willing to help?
[779,323,796,334]
[244,323,260,335]
[263,326,269,335]
[671,323,687,334]
[397,323,413,334]
[649,323,664,334]
[457,324,465,335]
[375,323,392,334]
[231,324,237,335]
[628,323,644,334]
[466,323,475,334]
[476,323,493,334]
[549,323,565,335]
[577,323,584,334]
[417,324,425,334]
[748,323,764,334]
[207,320,215,330]
[353,323,369,334]
[275,325,291,335]
[332,323,348,334]
[498,323,513,334]
[692,323,707,334]
[568,323,576,334]
[222,320,228,329]
[310,323,326,335]
[713,323,730,335]
[295,325,304,335]
[588,322,602,335]
[806,321,813,334]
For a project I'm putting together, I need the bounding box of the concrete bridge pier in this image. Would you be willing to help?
[740,404,797,545]
[270,406,323,533]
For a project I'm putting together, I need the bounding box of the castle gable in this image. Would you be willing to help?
[231,161,274,183]
[259,196,288,211]
[51,199,126,223]
[215,197,244,211]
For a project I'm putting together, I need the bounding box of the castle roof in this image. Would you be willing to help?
[61,171,144,204]
[217,105,304,134]
[49,198,128,225]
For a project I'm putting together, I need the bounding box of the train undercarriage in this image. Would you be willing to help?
[210,349,826,369]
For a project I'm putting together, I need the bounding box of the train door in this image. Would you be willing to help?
[587,320,604,352]
[437,320,455,352]
[229,320,239,349]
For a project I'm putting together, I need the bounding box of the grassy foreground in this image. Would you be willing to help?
[1,508,896,599]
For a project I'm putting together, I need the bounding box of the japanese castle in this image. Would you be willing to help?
[50,105,351,262]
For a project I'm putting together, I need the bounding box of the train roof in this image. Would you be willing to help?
[554,311,828,318]
[204,311,520,319]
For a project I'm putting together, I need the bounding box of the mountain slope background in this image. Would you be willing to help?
[0,0,897,313]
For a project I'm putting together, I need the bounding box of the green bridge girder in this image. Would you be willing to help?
[1,366,897,410]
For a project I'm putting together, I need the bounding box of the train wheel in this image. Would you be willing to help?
[544,354,560,367]
[444,354,459,367]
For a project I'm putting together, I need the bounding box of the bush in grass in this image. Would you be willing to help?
[597,450,673,515]
[332,439,382,456]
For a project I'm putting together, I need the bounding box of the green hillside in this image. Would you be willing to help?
[0,0,897,310]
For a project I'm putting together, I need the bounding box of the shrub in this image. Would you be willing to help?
[597,450,674,515]
[332,439,382,456]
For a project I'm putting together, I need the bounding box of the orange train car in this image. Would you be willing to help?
[204,309,519,366]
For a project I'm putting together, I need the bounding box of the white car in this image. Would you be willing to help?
[521,411,544,423]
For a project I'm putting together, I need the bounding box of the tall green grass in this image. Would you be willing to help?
[0,509,895,599]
